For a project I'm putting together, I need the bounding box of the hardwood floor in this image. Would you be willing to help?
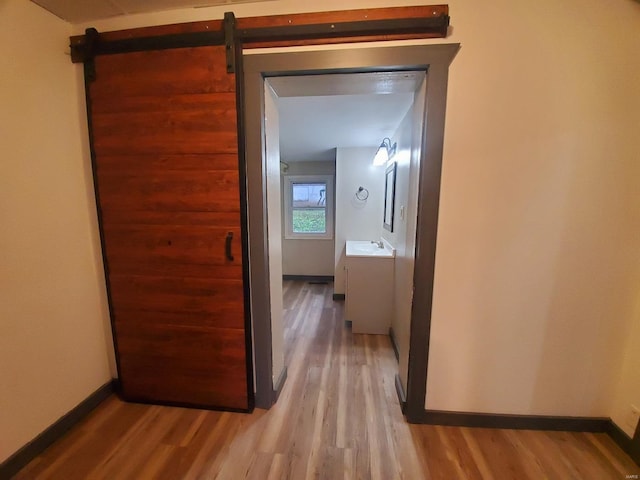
[14,280,639,479]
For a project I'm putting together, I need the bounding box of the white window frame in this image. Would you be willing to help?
[284,175,334,240]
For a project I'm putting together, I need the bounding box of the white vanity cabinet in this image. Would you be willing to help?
[345,241,395,335]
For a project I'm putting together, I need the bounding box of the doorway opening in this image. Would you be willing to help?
[244,44,459,419]
[263,71,427,406]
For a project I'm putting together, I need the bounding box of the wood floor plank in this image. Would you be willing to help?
[266,453,285,480]
[587,432,639,476]
[13,280,639,479]
[515,429,580,480]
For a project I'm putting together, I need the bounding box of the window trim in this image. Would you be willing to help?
[284,174,334,240]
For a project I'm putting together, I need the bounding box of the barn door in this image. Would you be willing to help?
[87,44,252,410]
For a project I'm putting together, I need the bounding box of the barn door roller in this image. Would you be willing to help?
[224,12,237,73]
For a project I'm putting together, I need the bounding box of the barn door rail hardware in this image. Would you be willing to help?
[237,15,449,44]
[70,7,450,71]
[71,27,226,63]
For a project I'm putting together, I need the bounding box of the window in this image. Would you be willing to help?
[284,175,334,239]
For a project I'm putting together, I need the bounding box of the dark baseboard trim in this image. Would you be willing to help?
[273,367,288,403]
[283,275,334,283]
[119,395,253,414]
[0,379,116,479]
[389,327,400,362]
[332,293,345,301]
[407,408,639,466]
[395,374,407,414]
[412,409,610,432]
[607,420,640,466]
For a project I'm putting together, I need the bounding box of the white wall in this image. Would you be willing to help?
[334,147,385,294]
[426,1,640,419]
[0,0,113,463]
[382,79,425,393]
[66,0,640,431]
[264,84,286,386]
[281,160,336,277]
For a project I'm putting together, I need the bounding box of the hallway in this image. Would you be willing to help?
[13,281,638,479]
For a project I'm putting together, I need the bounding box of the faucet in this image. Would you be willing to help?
[371,240,384,248]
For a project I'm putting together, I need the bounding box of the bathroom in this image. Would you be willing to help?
[268,71,427,391]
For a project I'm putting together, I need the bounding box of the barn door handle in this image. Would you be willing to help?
[225,232,234,262]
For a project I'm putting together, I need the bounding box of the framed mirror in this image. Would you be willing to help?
[383,162,397,232]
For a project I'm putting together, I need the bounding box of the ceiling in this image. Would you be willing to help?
[270,72,423,163]
[31,0,275,23]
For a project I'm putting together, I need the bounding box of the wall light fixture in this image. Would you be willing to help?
[373,137,397,166]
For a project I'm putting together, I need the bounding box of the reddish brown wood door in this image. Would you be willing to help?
[88,46,252,410]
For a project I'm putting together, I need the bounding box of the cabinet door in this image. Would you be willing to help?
[89,46,252,410]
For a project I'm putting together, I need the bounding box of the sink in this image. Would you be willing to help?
[345,240,395,258]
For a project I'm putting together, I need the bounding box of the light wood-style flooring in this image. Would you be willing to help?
[14,280,639,479]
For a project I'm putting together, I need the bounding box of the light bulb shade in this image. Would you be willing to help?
[373,145,389,166]
[372,138,397,166]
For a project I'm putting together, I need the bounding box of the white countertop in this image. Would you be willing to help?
[345,240,395,258]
